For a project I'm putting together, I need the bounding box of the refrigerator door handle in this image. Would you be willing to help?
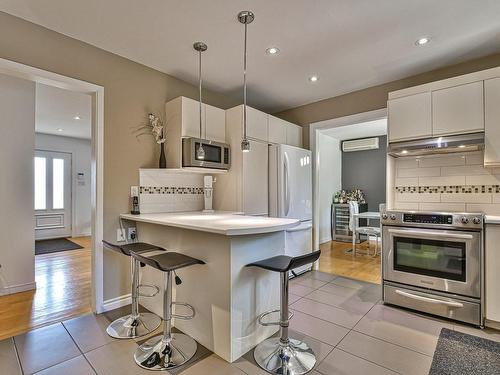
[284,152,290,216]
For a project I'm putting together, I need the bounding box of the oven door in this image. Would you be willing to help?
[383,226,481,298]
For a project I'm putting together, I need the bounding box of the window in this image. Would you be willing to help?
[34,157,46,210]
[52,158,64,209]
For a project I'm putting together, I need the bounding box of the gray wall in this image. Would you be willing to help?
[341,136,386,211]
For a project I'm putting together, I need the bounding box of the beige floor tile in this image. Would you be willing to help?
[63,313,115,353]
[14,323,81,375]
[317,348,398,375]
[330,276,379,291]
[33,355,95,375]
[180,354,245,375]
[354,304,451,356]
[453,323,500,343]
[307,289,376,315]
[338,331,432,375]
[85,340,165,375]
[0,338,22,375]
[291,298,364,329]
[288,293,302,305]
[287,329,334,364]
[232,357,268,375]
[307,271,337,283]
[290,275,328,289]
[289,310,349,346]
[289,284,315,297]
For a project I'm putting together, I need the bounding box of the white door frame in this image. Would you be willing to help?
[309,108,387,252]
[0,57,105,313]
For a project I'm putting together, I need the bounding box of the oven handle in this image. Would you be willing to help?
[388,228,473,241]
[395,290,464,308]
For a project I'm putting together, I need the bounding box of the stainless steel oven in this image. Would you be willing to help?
[182,137,230,170]
[381,210,484,326]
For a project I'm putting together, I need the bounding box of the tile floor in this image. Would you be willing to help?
[1,271,499,374]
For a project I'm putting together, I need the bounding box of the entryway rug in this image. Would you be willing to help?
[429,328,500,374]
[35,238,83,255]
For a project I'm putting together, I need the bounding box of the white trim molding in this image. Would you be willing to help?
[101,294,132,312]
[0,282,36,296]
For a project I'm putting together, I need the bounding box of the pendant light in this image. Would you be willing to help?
[238,10,254,152]
[194,41,208,160]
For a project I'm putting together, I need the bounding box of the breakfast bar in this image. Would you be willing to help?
[119,211,299,362]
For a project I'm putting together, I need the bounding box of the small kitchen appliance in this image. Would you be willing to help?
[182,137,230,170]
[381,210,484,326]
[203,175,215,212]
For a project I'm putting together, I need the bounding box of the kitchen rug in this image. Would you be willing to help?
[429,328,500,374]
[35,238,83,255]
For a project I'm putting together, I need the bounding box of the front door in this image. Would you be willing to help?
[34,150,72,239]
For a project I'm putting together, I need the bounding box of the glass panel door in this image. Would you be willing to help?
[393,236,466,281]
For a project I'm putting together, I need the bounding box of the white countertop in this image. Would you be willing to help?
[485,215,500,224]
[120,211,300,236]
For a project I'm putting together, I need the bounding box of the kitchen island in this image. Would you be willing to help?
[119,211,299,362]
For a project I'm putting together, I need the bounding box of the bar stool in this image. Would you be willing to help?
[246,250,321,375]
[130,250,205,370]
[102,241,164,339]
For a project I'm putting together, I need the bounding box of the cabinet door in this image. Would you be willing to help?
[432,81,484,136]
[388,92,432,142]
[181,97,205,138]
[286,124,303,148]
[242,140,268,215]
[246,107,268,141]
[268,115,287,144]
[205,104,226,142]
[486,224,500,322]
[485,77,500,167]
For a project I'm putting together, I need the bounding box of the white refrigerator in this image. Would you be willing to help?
[269,144,313,275]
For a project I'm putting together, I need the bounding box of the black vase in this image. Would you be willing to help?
[159,143,166,168]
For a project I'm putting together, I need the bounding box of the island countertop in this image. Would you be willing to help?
[120,211,300,236]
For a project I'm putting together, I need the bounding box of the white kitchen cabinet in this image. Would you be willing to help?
[486,224,500,323]
[485,77,500,167]
[242,140,268,215]
[432,81,484,136]
[388,92,432,142]
[268,115,287,144]
[205,104,226,143]
[246,106,269,142]
[179,96,205,139]
[286,124,303,148]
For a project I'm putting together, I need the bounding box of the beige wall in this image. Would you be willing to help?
[276,53,500,149]
[0,12,239,300]
[0,74,36,294]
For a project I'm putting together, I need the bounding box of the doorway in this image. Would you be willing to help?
[310,109,387,284]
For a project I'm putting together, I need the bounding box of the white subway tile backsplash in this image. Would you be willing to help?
[418,203,466,212]
[466,174,500,185]
[395,177,418,187]
[396,192,440,203]
[441,193,492,203]
[441,165,490,176]
[465,151,484,165]
[418,154,466,168]
[395,158,419,169]
[393,202,419,210]
[493,194,500,204]
[398,167,440,178]
[418,176,465,187]
[466,204,500,215]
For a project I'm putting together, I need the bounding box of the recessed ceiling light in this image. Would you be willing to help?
[415,37,430,46]
[73,116,81,120]
[401,150,408,154]
[309,75,319,82]
[266,47,279,55]
[57,128,63,132]
[459,145,466,148]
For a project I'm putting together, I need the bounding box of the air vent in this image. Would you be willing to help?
[342,137,379,152]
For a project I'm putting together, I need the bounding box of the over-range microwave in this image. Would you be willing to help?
[182,137,231,170]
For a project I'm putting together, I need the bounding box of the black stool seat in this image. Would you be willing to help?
[131,251,205,272]
[246,250,321,273]
[103,241,165,256]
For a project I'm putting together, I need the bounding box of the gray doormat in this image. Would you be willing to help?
[35,238,83,255]
[430,328,500,374]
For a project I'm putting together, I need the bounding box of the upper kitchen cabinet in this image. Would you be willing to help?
[268,115,287,144]
[432,81,484,136]
[225,105,268,142]
[485,77,500,167]
[268,115,303,147]
[205,104,226,143]
[388,92,432,142]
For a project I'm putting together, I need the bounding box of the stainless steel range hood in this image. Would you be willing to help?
[388,132,484,157]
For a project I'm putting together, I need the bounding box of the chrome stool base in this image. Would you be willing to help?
[254,337,316,375]
[134,333,197,370]
[106,313,161,339]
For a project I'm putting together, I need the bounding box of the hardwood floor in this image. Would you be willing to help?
[0,236,92,340]
[319,239,381,284]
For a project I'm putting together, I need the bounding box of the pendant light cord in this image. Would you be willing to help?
[199,49,203,139]
[243,21,248,141]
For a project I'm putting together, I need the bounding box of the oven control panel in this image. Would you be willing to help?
[381,210,484,229]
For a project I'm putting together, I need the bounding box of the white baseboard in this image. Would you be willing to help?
[319,236,332,244]
[485,319,500,330]
[72,231,91,238]
[0,281,36,296]
[101,293,132,312]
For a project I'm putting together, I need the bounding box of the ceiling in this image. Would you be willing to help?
[35,83,92,139]
[3,1,500,113]
[321,119,387,141]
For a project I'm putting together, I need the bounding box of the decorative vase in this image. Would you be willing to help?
[159,143,166,168]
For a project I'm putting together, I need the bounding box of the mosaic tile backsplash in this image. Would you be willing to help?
[393,151,500,215]
[139,169,205,213]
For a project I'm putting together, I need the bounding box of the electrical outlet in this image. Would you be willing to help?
[127,227,137,240]
[117,228,126,242]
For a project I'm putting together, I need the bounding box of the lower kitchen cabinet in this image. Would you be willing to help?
[485,223,500,323]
